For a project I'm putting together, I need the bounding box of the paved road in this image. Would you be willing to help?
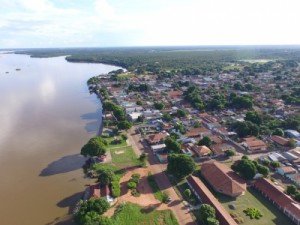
[128,128,197,225]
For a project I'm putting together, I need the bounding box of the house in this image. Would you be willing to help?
[286,130,300,139]
[211,143,235,156]
[254,178,300,225]
[270,135,289,147]
[151,144,166,153]
[187,176,238,225]
[184,127,211,139]
[87,184,114,203]
[168,90,183,99]
[193,145,212,157]
[201,161,246,197]
[128,112,143,122]
[181,143,194,157]
[241,136,267,152]
[277,166,297,176]
[147,133,169,145]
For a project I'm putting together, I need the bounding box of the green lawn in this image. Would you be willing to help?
[102,135,128,149]
[112,202,179,225]
[218,188,294,225]
[110,146,140,168]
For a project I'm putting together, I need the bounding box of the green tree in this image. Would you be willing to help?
[233,159,257,180]
[245,111,262,125]
[170,132,180,140]
[288,139,297,148]
[162,113,172,121]
[184,189,191,199]
[286,185,297,195]
[256,164,270,177]
[98,168,115,185]
[198,136,212,148]
[117,121,132,130]
[199,204,216,222]
[207,217,220,225]
[154,102,165,110]
[176,109,187,118]
[81,137,107,157]
[127,181,137,189]
[102,101,116,111]
[139,153,148,167]
[113,107,126,121]
[272,128,284,136]
[167,154,196,178]
[224,149,235,157]
[270,161,281,169]
[165,137,181,153]
[136,100,143,106]
[74,199,110,225]
[294,192,300,202]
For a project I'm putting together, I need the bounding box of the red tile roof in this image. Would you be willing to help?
[187,176,238,225]
[194,145,212,156]
[201,161,246,197]
[89,184,110,199]
[253,178,300,221]
[185,127,211,138]
[168,90,183,98]
[270,135,289,146]
[242,137,267,151]
[147,133,169,144]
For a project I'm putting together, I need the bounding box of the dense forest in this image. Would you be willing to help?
[16,46,300,73]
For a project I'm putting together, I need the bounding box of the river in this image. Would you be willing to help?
[0,53,120,225]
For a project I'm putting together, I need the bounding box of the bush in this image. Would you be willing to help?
[121,134,128,140]
[111,180,121,197]
[161,191,170,204]
[127,181,137,189]
[243,207,263,219]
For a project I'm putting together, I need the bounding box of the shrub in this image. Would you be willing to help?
[127,181,137,189]
[111,180,121,197]
[243,207,263,219]
[121,134,128,140]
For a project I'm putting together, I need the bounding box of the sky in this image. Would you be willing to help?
[1,0,300,48]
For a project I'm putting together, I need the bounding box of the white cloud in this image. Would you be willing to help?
[1,0,300,47]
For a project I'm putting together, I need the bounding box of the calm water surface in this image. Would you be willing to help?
[0,53,119,225]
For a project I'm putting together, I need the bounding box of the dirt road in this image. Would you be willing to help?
[127,128,197,225]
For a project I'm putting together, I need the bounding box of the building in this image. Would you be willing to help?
[193,145,212,157]
[241,136,267,152]
[150,144,166,153]
[254,178,300,225]
[270,135,289,147]
[147,133,169,145]
[86,184,114,203]
[184,127,211,139]
[187,175,238,225]
[201,161,246,197]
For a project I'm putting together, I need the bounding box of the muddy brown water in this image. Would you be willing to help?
[0,53,120,225]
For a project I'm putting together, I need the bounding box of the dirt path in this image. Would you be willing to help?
[105,167,168,217]
[127,128,197,225]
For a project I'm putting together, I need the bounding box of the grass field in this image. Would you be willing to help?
[102,135,128,149]
[110,146,140,168]
[112,202,179,225]
[218,188,294,225]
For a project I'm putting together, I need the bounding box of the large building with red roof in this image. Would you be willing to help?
[254,178,300,225]
[187,175,238,225]
[201,160,246,197]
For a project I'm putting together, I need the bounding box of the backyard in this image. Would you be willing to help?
[218,187,294,225]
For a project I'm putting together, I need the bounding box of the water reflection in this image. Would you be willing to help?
[39,77,56,102]
[0,53,120,225]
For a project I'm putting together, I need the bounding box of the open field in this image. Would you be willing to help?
[218,188,294,225]
[110,146,140,168]
[112,202,179,225]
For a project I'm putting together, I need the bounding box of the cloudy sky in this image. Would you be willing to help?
[1,0,300,48]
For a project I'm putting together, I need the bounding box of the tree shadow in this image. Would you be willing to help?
[80,110,102,134]
[40,154,86,176]
[57,192,84,214]
[45,216,75,225]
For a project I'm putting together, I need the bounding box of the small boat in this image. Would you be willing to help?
[16,68,21,71]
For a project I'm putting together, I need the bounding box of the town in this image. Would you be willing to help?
[74,58,300,225]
